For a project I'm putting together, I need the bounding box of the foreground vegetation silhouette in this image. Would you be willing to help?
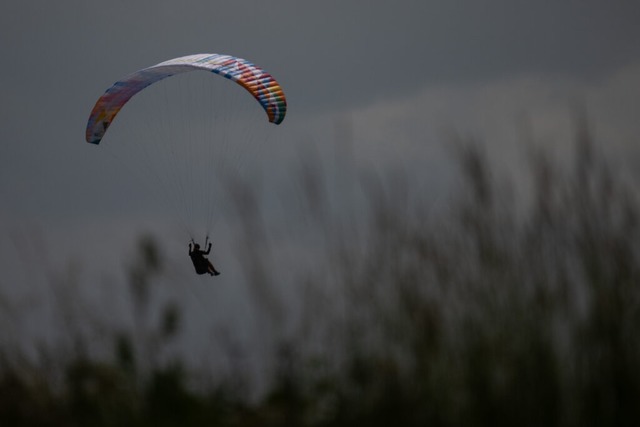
[1,127,639,426]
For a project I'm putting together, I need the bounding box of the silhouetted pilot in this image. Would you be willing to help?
[188,241,220,276]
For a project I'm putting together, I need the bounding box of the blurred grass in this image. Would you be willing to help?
[2,125,640,426]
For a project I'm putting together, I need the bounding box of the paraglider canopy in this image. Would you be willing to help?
[86,53,287,145]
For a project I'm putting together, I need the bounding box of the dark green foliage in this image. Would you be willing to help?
[2,128,640,426]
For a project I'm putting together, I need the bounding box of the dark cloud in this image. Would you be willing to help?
[2,1,639,115]
[1,0,639,247]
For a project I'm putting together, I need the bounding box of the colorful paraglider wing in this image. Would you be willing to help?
[86,53,287,144]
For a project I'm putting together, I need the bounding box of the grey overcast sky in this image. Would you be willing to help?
[1,0,640,280]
